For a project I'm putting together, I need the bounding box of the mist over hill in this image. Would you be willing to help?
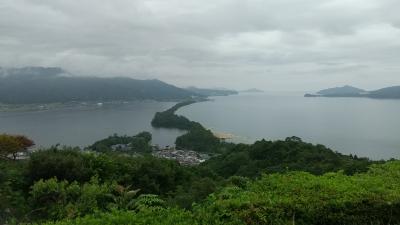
[0,67,198,104]
[0,66,66,78]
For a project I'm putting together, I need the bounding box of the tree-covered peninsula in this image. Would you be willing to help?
[151,100,224,153]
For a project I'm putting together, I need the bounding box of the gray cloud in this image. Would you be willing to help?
[1,0,400,91]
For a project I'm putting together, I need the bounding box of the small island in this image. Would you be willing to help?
[305,85,400,99]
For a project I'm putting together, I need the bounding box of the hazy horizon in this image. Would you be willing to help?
[1,0,400,91]
[0,65,391,93]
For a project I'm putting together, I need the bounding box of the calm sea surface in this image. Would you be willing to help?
[178,93,400,160]
[0,101,185,148]
[1,94,399,160]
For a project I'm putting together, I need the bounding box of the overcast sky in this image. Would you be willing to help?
[1,0,400,91]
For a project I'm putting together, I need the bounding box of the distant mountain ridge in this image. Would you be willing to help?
[317,85,365,96]
[186,86,238,96]
[369,86,400,99]
[241,88,264,93]
[305,85,400,99]
[0,67,198,104]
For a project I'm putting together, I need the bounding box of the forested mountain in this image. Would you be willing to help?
[0,67,197,104]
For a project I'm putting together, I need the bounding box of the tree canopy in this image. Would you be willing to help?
[89,132,153,153]
[0,134,34,160]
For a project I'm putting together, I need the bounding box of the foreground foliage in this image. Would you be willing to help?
[38,161,400,225]
[0,133,385,224]
[197,161,400,225]
[40,208,197,225]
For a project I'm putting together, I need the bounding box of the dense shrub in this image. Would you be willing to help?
[203,137,374,177]
[40,208,198,225]
[23,148,220,214]
[195,161,400,225]
[27,148,96,184]
[89,132,152,153]
[29,177,115,221]
[34,161,400,225]
[0,161,28,223]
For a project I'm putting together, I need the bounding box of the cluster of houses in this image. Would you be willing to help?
[152,147,209,166]
[108,143,210,166]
